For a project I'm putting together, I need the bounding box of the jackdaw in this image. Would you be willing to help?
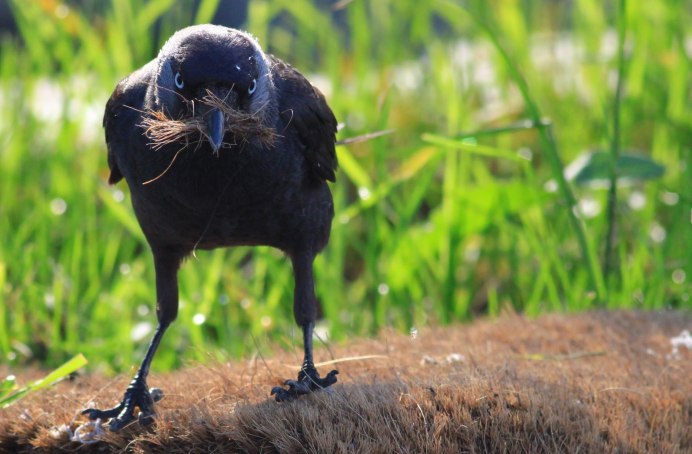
[82,24,339,431]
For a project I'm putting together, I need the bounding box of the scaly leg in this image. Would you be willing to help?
[82,249,180,431]
[82,323,168,430]
[271,252,337,401]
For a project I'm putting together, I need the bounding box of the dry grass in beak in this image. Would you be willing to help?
[140,90,278,151]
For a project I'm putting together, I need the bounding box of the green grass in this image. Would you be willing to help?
[0,0,689,373]
[1,353,87,408]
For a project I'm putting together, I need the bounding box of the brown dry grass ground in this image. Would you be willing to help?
[1,310,690,453]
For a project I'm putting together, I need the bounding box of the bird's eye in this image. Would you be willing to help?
[174,72,184,89]
[248,78,257,95]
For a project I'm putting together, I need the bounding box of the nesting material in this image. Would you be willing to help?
[140,90,278,152]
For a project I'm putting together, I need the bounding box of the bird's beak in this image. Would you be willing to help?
[206,108,226,154]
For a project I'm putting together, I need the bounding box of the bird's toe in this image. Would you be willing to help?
[81,383,163,431]
[271,368,338,402]
[108,412,136,432]
[307,369,339,390]
[81,405,123,421]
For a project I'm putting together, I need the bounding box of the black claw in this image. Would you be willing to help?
[272,368,338,402]
[81,405,123,420]
[315,369,339,387]
[82,382,163,431]
[271,387,295,402]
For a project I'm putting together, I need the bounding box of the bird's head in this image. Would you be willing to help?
[143,25,278,153]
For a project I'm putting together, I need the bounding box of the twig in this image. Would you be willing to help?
[336,129,394,145]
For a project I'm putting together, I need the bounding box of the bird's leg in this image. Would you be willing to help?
[271,253,338,402]
[82,323,169,430]
[82,250,180,431]
[271,323,339,402]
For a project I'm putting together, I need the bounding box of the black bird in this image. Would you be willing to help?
[82,24,338,431]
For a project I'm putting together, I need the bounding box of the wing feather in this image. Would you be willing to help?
[103,63,153,184]
[271,57,338,182]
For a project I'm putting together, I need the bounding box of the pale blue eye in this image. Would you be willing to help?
[174,72,184,89]
[248,78,257,95]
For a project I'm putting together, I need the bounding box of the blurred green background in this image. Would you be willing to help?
[0,0,689,374]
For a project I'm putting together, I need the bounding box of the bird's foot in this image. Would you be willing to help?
[81,379,164,431]
[271,365,338,402]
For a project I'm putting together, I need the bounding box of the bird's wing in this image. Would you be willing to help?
[271,57,338,182]
[103,63,153,184]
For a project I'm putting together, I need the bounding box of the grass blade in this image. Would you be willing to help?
[422,133,526,162]
[1,354,88,408]
[604,0,628,284]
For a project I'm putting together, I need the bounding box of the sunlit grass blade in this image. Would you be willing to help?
[194,0,221,24]
[422,133,526,162]
[1,354,88,408]
[335,146,373,190]
[451,119,552,140]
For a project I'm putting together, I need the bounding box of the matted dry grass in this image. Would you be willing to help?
[1,310,690,453]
